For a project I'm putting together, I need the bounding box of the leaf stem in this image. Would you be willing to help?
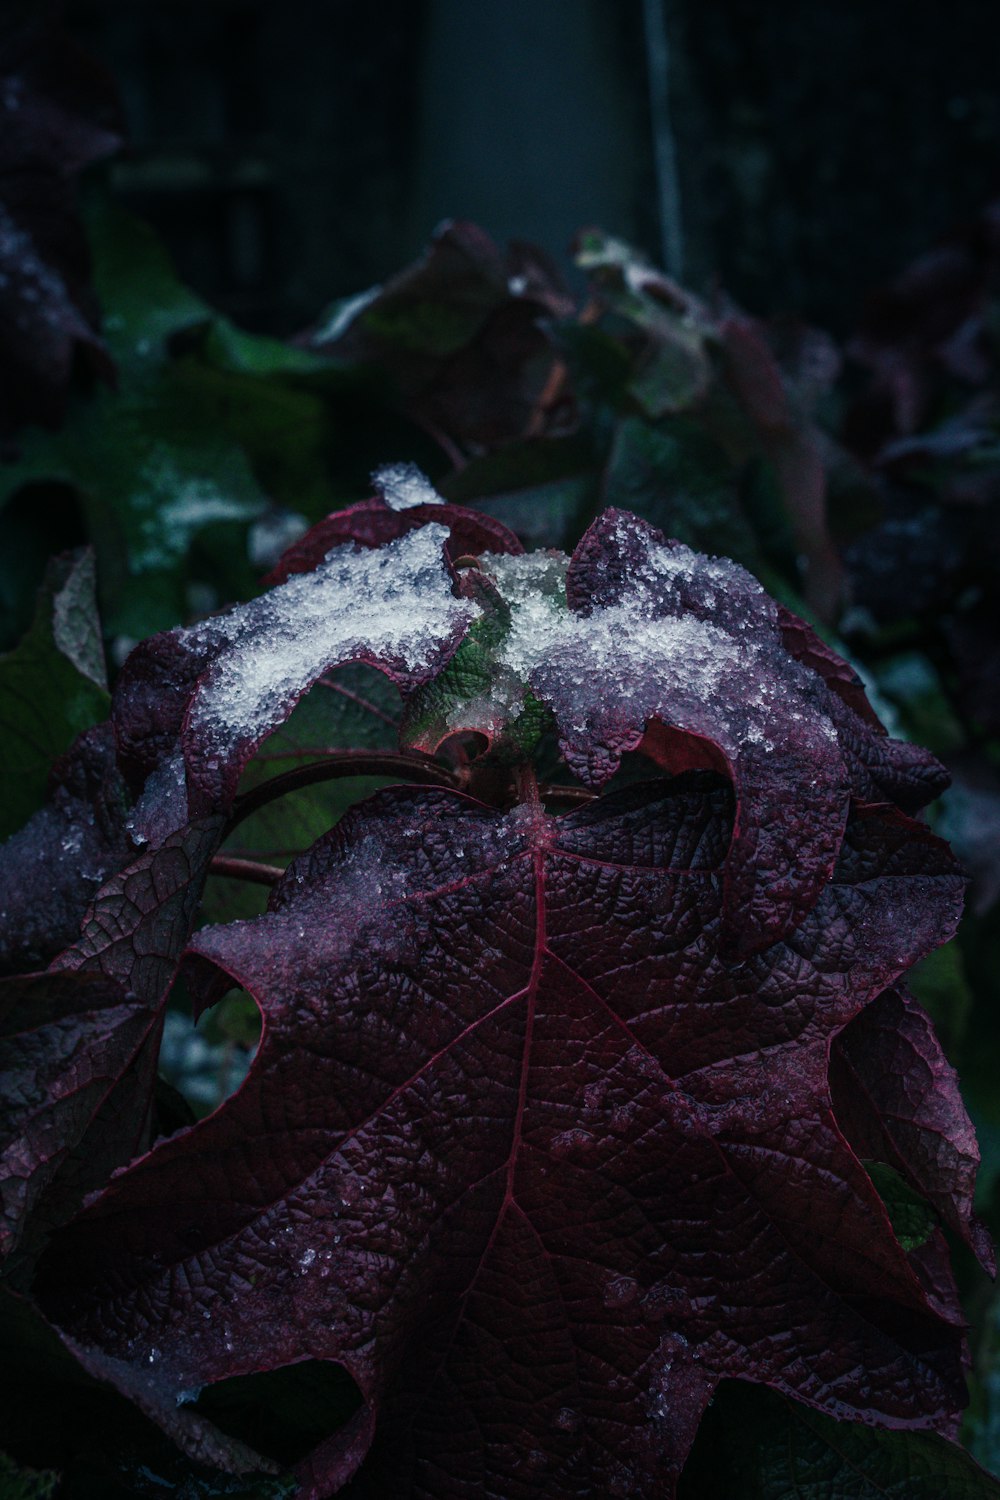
[209,856,284,886]
[225,750,463,834]
[538,783,597,806]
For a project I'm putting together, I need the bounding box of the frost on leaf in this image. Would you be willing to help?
[114,522,485,825]
[35,778,970,1498]
[265,484,523,586]
[412,509,947,953]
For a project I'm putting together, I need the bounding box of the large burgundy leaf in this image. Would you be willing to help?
[36,776,968,1497]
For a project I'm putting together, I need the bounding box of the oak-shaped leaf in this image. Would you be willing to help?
[831,985,994,1271]
[35,774,972,1497]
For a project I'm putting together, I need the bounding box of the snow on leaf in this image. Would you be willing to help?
[438,511,849,953]
[113,521,484,824]
[35,777,969,1498]
[372,461,443,511]
[265,492,523,586]
[414,508,949,955]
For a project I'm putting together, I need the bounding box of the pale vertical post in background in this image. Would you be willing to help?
[641,0,684,280]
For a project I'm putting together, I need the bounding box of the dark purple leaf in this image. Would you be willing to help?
[436,509,895,953]
[0,968,144,1260]
[777,607,951,812]
[831,986,994,1271]
[0,723,129,976]
[0,814,224,1265]
[300,221,575,451]
[35,775,968,1497]
[0,18,121,436]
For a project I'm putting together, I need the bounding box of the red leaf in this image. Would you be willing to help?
[36,778,968,1497]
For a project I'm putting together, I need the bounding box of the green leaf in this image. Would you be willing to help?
[399,569,556,760]
[0,549,109,839]
[873,652,966,757]
[968,1287,1000,1480]
[603,415,761,565]
[201,663,404,927]
[679,1383,1000,1498]
[0,1451,58,1500]
[863,1160,937,1252]
[440,435,598,549]
[908,940,973,1057]
[0,203,361,642]
[574,230,715,415]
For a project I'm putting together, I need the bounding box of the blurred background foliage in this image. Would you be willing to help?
[2,0,1000,1493]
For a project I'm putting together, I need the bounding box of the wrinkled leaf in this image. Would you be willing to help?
[37,773,969,1496]
[0,723,129,975]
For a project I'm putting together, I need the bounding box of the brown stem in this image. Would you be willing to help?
[538,783,598,806]
[210,856,284,886]
[226,750,463,834]
[514,761,541,808]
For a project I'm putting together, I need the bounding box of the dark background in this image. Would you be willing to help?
[64,0,1000,336]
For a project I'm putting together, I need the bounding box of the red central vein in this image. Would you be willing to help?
[502,844,546,1213]
[397,839,549,1434]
